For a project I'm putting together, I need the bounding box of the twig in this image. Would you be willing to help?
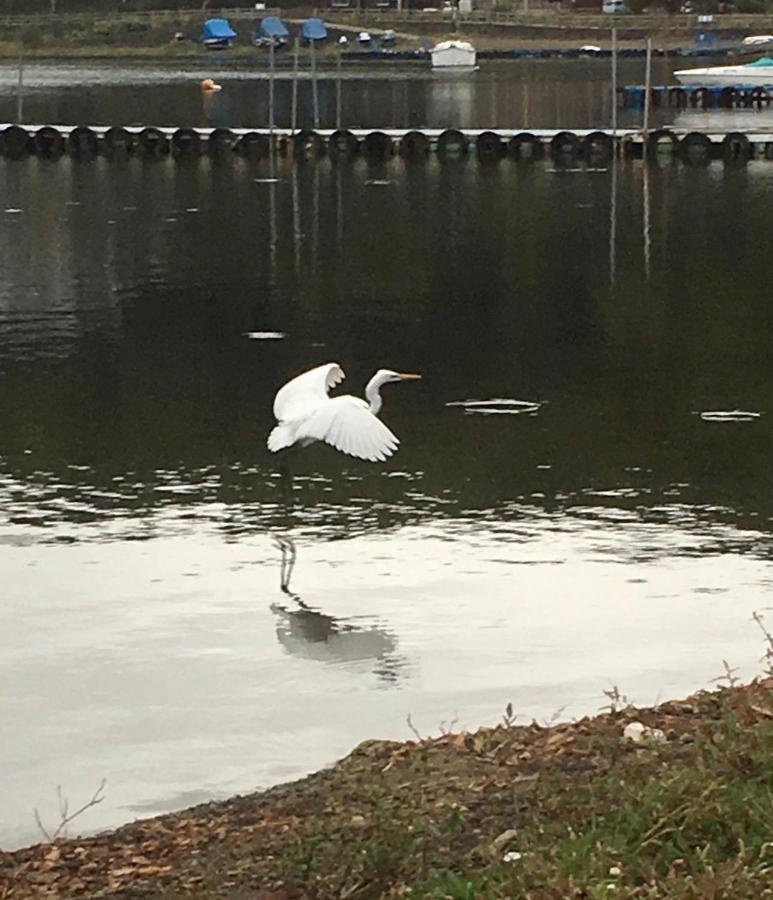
[406,713,423,742]
[34,779,106,842]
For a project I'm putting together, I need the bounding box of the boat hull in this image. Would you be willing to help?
[674,65,773,86]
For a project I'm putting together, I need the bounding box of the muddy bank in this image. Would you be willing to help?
[1,677,771,898]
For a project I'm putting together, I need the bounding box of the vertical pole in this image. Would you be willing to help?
[311,40,320,129]
[643,162,651,281]
[268,40,275,143]
[642,37,653,135]
[611,27,618,139]
[17,41,24,125]
[291,37,299,136]
[336,45,342,130]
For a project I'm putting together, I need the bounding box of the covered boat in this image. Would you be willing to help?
[255,16,289,47]
[674,56,773,86]
[199,18,237,50]
[431,39,477,70]
[301,18,327,44]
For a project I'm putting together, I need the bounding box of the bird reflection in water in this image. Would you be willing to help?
[271,536,404,684]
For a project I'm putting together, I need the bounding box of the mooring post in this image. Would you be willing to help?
[336,44,342,130]
[311,39,320,129]
[642,37,653,136]
[17,40,24,124]
[291,37,299,136]
[268,40,276,151]
[611,26,618,143]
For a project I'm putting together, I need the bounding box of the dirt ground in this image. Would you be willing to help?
[2,676,771,899]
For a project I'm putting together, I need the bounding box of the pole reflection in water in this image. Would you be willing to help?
[642,163,651,281]
[271,536,403,684]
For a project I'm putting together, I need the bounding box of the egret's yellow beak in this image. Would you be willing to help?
[398,373,422,380]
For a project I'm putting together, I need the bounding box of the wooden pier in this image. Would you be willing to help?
[2,124,773,163]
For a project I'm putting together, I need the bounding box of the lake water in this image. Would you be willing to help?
[1,60,773,850]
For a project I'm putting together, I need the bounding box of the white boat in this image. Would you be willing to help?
[674,56,773,86]
[430,39,477,70]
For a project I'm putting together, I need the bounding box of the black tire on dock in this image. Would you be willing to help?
[679,131,713,164]
[103,127,134,156]
[721,132,751,164]
[34,127,65,158]
[293,129,325,160]
[363,131,393,159]
[476,131,504,162]
[550,131,580,161]
[329,130,360,157]
[507,132,543,161]
[584,130,613,163]
[208,129,236,154]
[437,129,468,158]
[668,87,688,108]
[646,128,679,159]
[172,128,201,156]
[67,127,99,158]
[718,86,738,109]
[751,87,770,107]
[399,130,429,159]
[236,132,270,158]
[137,127,169,156]
[1,125,31,160]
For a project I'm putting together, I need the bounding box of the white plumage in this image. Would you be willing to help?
[267,362,421,463]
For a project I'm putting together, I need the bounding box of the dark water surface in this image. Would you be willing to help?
[1,64,773,849]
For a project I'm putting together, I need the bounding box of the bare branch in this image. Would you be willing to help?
[33,779,106,843]
[406,713,423,742]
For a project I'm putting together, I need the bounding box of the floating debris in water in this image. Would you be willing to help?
[365,179,393,186]
[547,168,608,174]
[243,331,286,340]
[4,208,22,214]
[698,410,761,422]
[185,207,199,213]
[446,398,541,416]
[253,178,284,184]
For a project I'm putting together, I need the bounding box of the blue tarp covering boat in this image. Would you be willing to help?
[258,16,289,41]
[199,18,237,45]
[301,18,327,42]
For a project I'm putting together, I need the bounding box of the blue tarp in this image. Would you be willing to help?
[258,16,289,40]
[199,19,237,42]
[301,18,327,41]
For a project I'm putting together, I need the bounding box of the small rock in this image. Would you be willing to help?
[609,865,622,876]
[349,815,367,829]
[503,850,523,862]
[623,721,666,743]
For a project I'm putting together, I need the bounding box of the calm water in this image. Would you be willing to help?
[1,63,773,850]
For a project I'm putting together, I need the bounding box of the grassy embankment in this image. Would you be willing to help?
[1,664,772,897]
[1,9,773,59]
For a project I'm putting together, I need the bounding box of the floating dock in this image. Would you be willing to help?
[2,124,773,163]
[621,84,773,108]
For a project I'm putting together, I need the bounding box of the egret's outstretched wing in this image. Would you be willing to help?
[298,396,399,462]
[273,363,345,421]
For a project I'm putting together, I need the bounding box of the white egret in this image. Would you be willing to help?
[267,362,421,462]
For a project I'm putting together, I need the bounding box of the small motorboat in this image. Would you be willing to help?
[431,39,477,71]
[674,55,773,86]
[358,31,372,46]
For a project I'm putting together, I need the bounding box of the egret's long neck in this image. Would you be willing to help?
[365,373,388,416]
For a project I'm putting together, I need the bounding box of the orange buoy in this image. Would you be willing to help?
[200,78,222,93]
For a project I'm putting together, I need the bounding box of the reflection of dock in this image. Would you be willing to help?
[2,122,773,163]
[621,83,773,110]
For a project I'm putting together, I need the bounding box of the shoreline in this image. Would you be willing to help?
[2,676,771,897]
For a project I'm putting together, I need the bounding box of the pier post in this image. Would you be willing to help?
[643,37,653,135]
[291,38,299,136]
[336,45,342,130]
[268,40,276,148]
[311,39,320,129]
[611,27,618,141]
[17,41,24,124]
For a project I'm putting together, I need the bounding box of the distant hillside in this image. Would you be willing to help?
[0,1,298,14]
